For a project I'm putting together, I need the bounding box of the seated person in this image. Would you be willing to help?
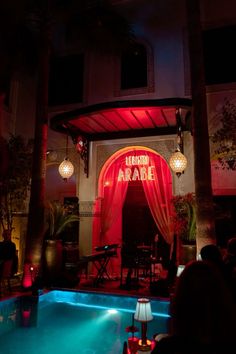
[0,229,18,275]
[151,260,236,354]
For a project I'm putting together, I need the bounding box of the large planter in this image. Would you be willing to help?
[63,242,79,265]
[44,239,63,284]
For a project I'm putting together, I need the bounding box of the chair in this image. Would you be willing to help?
[0,259,14,295]
[136,246,152,279]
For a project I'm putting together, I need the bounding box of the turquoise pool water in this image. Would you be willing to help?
[0,290,170,354]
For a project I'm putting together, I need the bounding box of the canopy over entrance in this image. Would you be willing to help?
[50,98,192,141]
[50,98,192,176]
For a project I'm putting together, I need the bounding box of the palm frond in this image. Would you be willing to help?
[46,201,79,239]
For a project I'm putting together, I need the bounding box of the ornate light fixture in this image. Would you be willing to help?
[169,119,188,177]
[169,149,188,177]
[58,158,74,181]
[58,135,74,181]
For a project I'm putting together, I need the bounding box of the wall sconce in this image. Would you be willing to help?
[46,150,58,162]
[134,298,153,353]
[74,135,89,177]
[58,135,74,181]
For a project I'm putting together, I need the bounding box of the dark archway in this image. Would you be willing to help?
[122,180,157,246]
[122,180,170,267]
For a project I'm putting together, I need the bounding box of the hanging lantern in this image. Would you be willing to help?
[58,157,74,181]
[169,150,187,177]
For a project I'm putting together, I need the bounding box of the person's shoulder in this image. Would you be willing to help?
[152,335,181,354]
[151,335,221,354]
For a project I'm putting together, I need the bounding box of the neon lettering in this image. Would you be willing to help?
[118,166,156,181]
[125,155,149,166]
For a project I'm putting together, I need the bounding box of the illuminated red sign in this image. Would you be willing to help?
[118,155,155,181]
[125,155,149,166]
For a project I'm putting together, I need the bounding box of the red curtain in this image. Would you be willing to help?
[92,147,174,275]
[101,155,129,244]
[141,152,174,244]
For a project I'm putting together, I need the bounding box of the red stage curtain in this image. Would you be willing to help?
[141,151,174,245]
[93,147,174,275]
[101,153,129,244]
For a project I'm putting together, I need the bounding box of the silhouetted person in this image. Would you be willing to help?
[0,229,18,275]
[166,234,178,289]
[151,260,236,354]
[200,244,223,264]
[223,237,236,300]
[200,244,226,277]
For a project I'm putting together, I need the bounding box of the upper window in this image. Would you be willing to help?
[121,43,147,90]
[203,25,236,85]
[114,40,154,97]
[48,54,84,106]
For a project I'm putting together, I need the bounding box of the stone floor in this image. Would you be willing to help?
[0,269,171,302]
[77,275,153,296]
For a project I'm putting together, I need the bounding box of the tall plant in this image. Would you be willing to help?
[0,134,33,231]
[172,193,196,245]
[211,98,236,170]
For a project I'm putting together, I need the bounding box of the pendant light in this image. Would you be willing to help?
[58,135,74,181]
[169,125,187,177]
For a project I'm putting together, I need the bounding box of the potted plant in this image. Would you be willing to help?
[171,193,196,264]
[45,201,80,240]
[43,201,80,284]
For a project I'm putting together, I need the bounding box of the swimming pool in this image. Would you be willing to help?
[0,290,170,354]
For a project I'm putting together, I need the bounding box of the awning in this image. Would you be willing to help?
[50,97,192,141]
[50,97,192,176]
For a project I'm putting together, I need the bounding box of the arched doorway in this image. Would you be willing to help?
[122,180,171,268]
[93,146,174,275]
[122,180,157,246]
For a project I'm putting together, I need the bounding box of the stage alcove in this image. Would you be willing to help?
[122,180,170,268]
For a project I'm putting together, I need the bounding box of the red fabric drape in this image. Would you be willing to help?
[101,153,129,244]
[93,153,129,275]
[93,147,174,274]
[141,152,174,244]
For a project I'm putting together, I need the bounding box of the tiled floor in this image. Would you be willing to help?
[73,260,170,298]
[0,271,171,301]
[1,279,155,302]
[77,275,153,297]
